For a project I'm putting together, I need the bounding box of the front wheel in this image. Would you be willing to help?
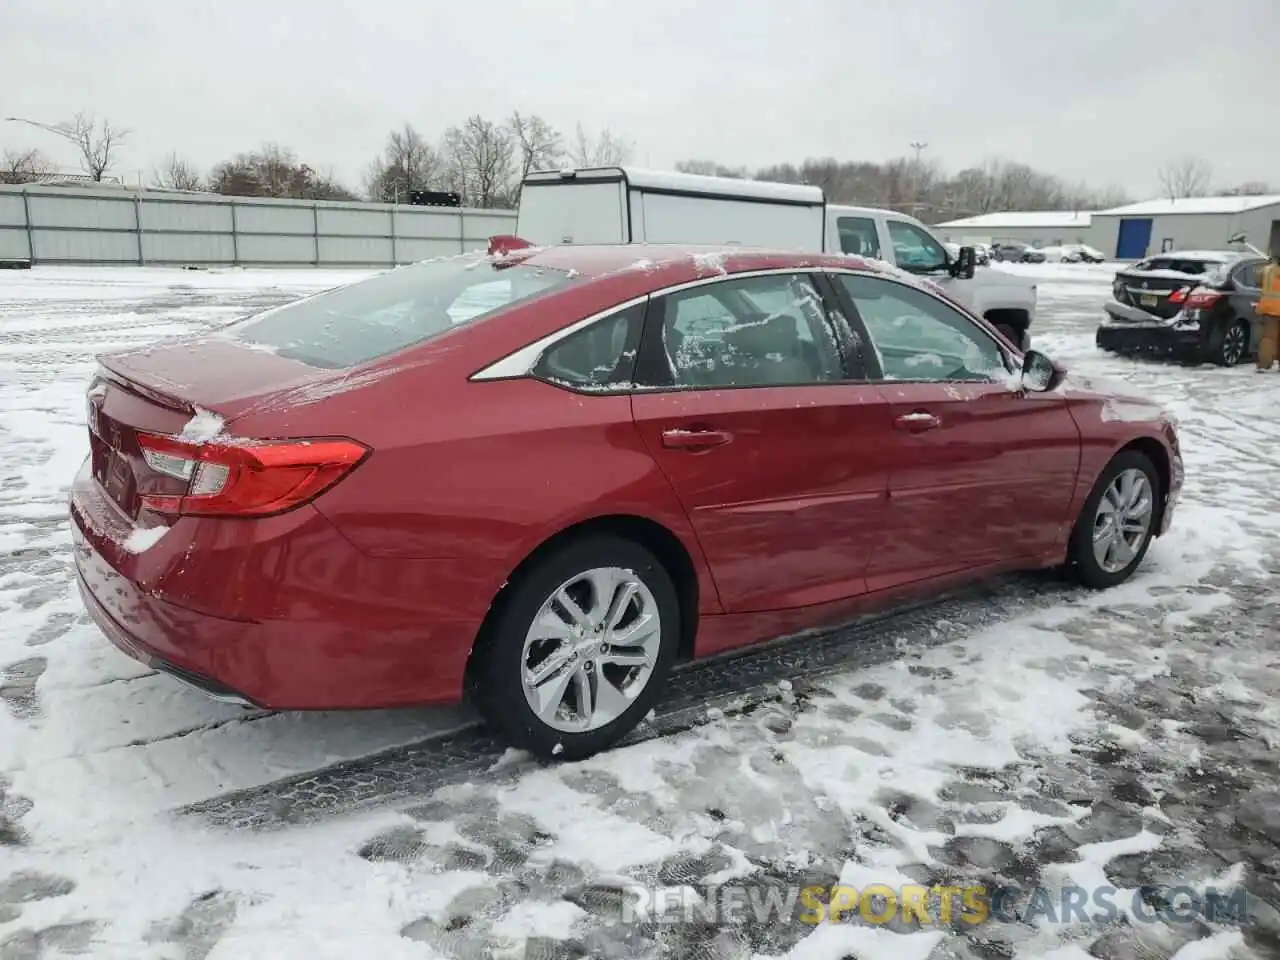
[1214,319,1248,366]
[472,535,679,760]
[1066,450,1161,589]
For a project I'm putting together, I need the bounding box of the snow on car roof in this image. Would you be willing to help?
[1136,250,1241,263]
[521,166,825,204]
[1097,195,1280,216]
[517,243,879,282]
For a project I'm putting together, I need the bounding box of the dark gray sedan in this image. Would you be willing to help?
[1096,251,1267,365]
[991,242,1047,264]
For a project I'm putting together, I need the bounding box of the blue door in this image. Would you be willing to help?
[1116,218,1153,259]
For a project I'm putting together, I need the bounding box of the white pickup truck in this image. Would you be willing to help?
[514,166,1038,349]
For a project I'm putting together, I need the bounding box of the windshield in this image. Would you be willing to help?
[226,255,576,368]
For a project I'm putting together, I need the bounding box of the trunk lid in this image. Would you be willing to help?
[87,335,354,521]
[1112,257,1231,320]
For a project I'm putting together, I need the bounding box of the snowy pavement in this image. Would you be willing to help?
[2,262,1280,959]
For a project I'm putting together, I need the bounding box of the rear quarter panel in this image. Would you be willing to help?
[231,370,723,615]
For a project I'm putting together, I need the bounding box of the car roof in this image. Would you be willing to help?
[1139,250,1241,262]
[511,243,883,281]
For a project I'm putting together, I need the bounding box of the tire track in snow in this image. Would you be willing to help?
[182,572,1093,829]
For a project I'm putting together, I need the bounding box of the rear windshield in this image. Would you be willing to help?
[1135,257,1227,275]
[227,255,576,368]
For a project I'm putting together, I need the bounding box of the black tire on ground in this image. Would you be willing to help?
[1065,449,1162,590]
[1214,319,1249,366]
[472,534,680,761]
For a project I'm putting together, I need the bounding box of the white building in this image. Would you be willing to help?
[935,211,1099,249]
[1089,195,1280,260]
[938,195,1280,260]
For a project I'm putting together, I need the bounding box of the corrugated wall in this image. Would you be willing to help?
[1091,204,1280,259]
[0,185,517,267]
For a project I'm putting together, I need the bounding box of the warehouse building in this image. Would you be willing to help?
[935,210,1099,248]
[1089,195,1280,260]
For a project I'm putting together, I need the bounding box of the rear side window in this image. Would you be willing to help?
[838,217,882,258]
[228,256,576,368]
[534,303,643,392]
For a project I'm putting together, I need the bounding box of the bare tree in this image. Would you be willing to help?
[510,112,563,179]
[1158,156,1213,200]
[0,148,56,184]
[570,123,632,167]
[5,113,128,181]
[1218,180,1273,197]
[440,115,516,208]
[209,144,354,199]
[365,124,441,202]
[152,152,203,191]
[1092,184,1132,209]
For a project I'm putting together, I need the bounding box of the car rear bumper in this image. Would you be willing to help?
[69,458,483,711]
[1097,309,1205,361]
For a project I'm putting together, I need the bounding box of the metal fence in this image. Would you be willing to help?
[0,184,517,267]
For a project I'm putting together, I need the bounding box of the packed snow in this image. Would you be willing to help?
[177,407,226,444]
[1,262,1279,959]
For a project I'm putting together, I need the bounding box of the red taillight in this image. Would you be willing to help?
[1185,288,1224,309]
[136,433,369,518]
[1168,286,1190,304]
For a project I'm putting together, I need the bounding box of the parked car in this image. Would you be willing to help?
[71,243,1182,760]
[1061,244,1106,264]
[991,242,1047,264]
[517,167,1038,350]
[1096,250,1265,365]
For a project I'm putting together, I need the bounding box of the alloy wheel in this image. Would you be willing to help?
[1092,468,1154,574]
[1221,323,1246,365]
[520,566,662,734]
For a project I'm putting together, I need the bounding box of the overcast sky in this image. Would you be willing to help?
[2,0,1276,199]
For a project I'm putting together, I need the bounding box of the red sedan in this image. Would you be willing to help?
[70,243,1183,759]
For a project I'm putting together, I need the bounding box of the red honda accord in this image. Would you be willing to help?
[70,243,1183,759]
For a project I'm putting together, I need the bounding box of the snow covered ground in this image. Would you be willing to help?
[2,262,1280,960]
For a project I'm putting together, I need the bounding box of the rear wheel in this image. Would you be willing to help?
[1066,450,1161,589]
[1214,319,1248,366]
[473,535,679,760]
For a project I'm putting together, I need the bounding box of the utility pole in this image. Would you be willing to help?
[910,142,928,164]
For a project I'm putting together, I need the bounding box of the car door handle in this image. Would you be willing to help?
[661,428,733,449]
[893,411,941,433]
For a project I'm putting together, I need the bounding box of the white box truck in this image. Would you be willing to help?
[514,166,1038,348]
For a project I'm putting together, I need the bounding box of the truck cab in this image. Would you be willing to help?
[827,204,1036,349]
[514,166,1036,349]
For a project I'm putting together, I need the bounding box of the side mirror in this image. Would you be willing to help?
[950,246,977,280]
[1020,349,1063,392]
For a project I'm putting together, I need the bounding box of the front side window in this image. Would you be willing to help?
[655,274,843,388]
[886,220,949,273]
[834,273,1008,383]
[228,255,576,368]
[838,216,882,259]
[533,303,643,391]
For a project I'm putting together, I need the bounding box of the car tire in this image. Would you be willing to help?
[1065,449,1161,589]
[1214,319,1249,366]
[472,534,680,761]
